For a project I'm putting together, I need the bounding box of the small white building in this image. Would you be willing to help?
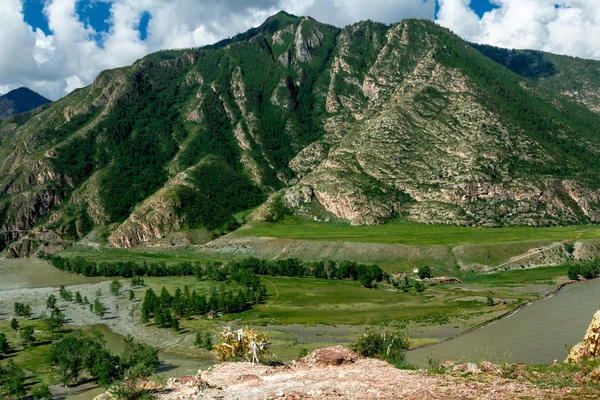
[412,268,420,274]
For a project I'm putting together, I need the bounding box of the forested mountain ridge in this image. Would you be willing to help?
[0,87,51,119]
[472,43,600,113]
[2,12,600,255]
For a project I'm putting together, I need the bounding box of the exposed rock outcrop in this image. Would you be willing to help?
[94,347,570,399]
[567,310,600,363]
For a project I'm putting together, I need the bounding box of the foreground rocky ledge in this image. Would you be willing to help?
[95,347,577,400]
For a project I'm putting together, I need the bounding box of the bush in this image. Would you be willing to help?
[212,326,270,364]
[414,281,426,292]
[568,265,580,280]
[32,383,52,400]
[350,324,410,368]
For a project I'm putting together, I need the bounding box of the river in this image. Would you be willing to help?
[408,277,600,366]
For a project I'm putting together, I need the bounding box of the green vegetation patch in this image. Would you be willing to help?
[237,218,600,246]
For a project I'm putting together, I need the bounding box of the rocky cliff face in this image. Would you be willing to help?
[2,13,600,253]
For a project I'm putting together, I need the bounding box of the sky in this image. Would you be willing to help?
[2,0,600,100]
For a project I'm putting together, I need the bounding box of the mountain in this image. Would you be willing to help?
[2,12,600,255]
[0,87,51,119]
[472,43,600,113]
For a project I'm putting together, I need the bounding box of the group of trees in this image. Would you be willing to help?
[225,258,385,288]
[13,303,32,318]
[141,283,265,329]
[45,255,386,288]
[47,330,159,392]
[568,260,600,280]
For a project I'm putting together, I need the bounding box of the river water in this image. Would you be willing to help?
[409,278,600,366]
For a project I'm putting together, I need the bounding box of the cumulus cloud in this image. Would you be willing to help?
[0,0,438,100]
[7,0,600,101]
[437,0,600,60]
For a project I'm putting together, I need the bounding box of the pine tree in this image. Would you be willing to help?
[46,294,57,310]
[0,332,9,353]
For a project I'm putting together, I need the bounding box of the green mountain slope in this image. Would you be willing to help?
[2,13,600,255]
[0,87,51,118]
[472,43,600,113]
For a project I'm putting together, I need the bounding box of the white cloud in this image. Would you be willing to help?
[437,0,600,60]
[8,0,600,101]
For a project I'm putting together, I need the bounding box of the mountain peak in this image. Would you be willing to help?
[0,87,51,118]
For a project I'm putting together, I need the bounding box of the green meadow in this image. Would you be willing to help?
[238,218,600,246]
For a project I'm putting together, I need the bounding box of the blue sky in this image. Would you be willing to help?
[23,0,151,42]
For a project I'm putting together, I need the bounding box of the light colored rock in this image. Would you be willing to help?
[567,310,600,362]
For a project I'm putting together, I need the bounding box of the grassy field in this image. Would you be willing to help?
[0,319,63,392]
[238,218,600,246]
[230,276,531,325]
[462,265,570,286]
[60,245,217,264]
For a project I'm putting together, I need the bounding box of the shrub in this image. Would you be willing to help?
[350,325,410,368]
[414,281,425,292]
[568,265,580,280]
[212,326,270,364]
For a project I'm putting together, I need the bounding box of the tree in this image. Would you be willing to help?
[94,299,106,318]
[13,303,32,318]
[19,325,35,348]
[48,335,86,386]
[59,285,73,301]
[84,296,89,304]
[0,360,26,399]
[359,273,375,288]
[568,265,580,280]
[172,317,179,331]
[110,278,123,297]
[418,266,432,280]
[0,332,9,354]
[129,290,135,301]
[486,293,495,306]
[46,294,57,310]
[10,319,18,331]
[32,383,52,400]
[204,331,213,351]
[194,331,204,349]
[110,336,160,400]
[75,291,83,304]
[44,307,66,333]
[414,281,425,292]
[400,275,410,292]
